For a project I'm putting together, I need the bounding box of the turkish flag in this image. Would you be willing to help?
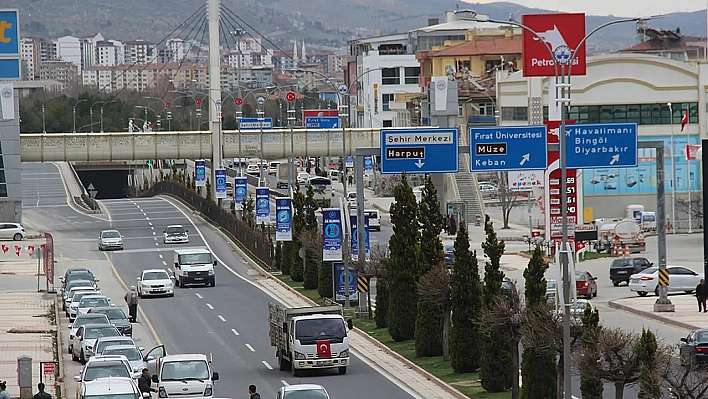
[316,340,332,359]
[681,109,689,132]
[1,245,7,253]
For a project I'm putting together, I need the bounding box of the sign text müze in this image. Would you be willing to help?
[475,143,507,155]
[385,147,425,159]
[385,132,454,144]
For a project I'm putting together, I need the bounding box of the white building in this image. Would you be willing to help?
[96,40,125,66]
[80,33,104,70]
[163,38,186,63]
[55,36,82,74]
[20,38,39,80]
[124,40,156,64]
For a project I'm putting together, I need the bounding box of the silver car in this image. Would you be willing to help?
[98,230,124,251]
[68,290,101,321]
[71,323,121,364]
[102,345,146,374]
[68,314,110,355]
[163,225,189,244]
[277,384,331,399]
[94,336,140,356]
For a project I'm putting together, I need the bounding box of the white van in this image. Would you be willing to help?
[365,209,381,231]
[328,169,341,182]
[173,248,216,288]
[152,354,219,398]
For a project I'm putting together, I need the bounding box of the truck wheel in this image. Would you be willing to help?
[612,281,620,287]
[178,277,184,288]
[338,366,347,375]
[291,362,300,377]
[278,353,289,371]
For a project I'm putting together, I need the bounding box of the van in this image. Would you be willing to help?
[173,248,216,288]
[640,212,657,231]
[328,169,341,182]
[225,182,233,197]
[347,192,357,208]
[152,354,219,398]
[365,209,381,231]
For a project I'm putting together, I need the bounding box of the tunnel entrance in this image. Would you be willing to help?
[75,169,130,199]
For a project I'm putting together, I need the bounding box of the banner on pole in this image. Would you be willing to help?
[322,208,343,261]
[350,215,370,261]
[275,198,293,242]
[195,160,206,187]
[234,177,247,210]
[256,187,270,225]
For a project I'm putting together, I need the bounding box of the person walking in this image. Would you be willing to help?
[0,381,10,399]
[696,279,707,312]
[33,383,52,399]
[124,286,139,322]
[138,368,156,396]
[248,384,261,399]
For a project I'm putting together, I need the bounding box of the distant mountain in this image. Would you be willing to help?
[9,0,708,52]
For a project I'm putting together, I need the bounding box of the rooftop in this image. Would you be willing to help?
[432,36,522,57]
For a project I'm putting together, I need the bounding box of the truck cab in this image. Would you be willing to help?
[172,248,216,288]
[152,354,219,398]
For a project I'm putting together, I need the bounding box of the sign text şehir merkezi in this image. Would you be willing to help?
[385,133,453,144]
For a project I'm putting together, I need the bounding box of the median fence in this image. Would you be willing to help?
[139,181,274,268]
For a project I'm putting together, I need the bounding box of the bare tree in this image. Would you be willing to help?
[298,229,324,261]
[574,326,641,399]
[676,193,703,227]
[657,344,708,399]
[478,294,524,399]
[417,263,451,360]
[495,172,519,229]
[357,243,389,280]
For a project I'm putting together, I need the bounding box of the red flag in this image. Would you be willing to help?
[14,245,21,257]
[27,246,35,257]
[1,245,7,253]
[316,340,332,359]
[681,109,689,131]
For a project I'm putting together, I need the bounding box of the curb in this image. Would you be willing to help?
[159,195,470,399]
[54,294,67,399]
[607,299,698,331]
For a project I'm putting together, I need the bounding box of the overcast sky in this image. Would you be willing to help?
[466,0,706,18]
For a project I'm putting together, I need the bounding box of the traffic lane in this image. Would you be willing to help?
[21,163,67,207]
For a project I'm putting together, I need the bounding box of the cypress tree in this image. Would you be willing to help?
[318,262,333,298]
[387,173,421,341]
[520,246,557,399]
[579,302,602,399]
[375,278,389,328]
[290,188,306,282]
[480,220,513,392]
[415,175,445,357]
[636,328,661,399]
[280,242,292,275]
[274,241,281,271]
[450,223,483,373]
[302,185,320,289]
[242,195,255,228]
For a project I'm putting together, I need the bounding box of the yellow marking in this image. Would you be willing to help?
[103,252,162,345]
[0,20,12,43]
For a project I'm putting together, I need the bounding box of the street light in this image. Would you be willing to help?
[73,99,88,133]
[667,102,677,234]
[100,100,116,133]
[90,101,109,133]
[41,103,46,133]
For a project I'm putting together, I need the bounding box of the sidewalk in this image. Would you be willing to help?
[609,295,707,331]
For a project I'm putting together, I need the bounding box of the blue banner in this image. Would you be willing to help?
[275,198,293,242]
[364,156,374,174]
[234,177,247,210]
[350,215,370,261]
[256,187,270,225]
[215,169,227,199]
[333,263,358,302]
[322,208,343,261]
[195,160,206,187]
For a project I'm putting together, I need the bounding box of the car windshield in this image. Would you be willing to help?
[143,271,170,280]
[365,211,378,218]
[80,297,109,308]
[85,327,120,339]
[642,267,658,275]
[178,253,211,265]
[161,360,210,381]
[83,363,130,381]
[74,316,109,328]
[643,215,656,222]
[166,226,185,235]
[101,231,120,238]
[611,259,633,268]
[103,347,142,361]
[443,245,454,253]
[67,273,95,283]
[85,394,139,399]
[283,389,329,399]
[93,308,127,320]
[574,273,586,281]
[295,318,347,342]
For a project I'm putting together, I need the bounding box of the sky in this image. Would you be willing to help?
[465,0,707,18]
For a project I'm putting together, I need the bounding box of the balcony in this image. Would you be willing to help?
[468,115,497,124]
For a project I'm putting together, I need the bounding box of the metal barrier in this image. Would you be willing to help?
[139,181,274,267]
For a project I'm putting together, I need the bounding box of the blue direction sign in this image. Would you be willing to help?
[305,116,339,129]
[565,123,638,169]
[380,128,459,174]
[239,117,273,130]
[470,126,548,172]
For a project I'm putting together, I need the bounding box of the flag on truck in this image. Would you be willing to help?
[316,340,332,359]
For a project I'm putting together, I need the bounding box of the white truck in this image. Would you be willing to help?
[596,218,646,253]
[269,302,353,376]
[172,248,216,288]
[151,353,219,398]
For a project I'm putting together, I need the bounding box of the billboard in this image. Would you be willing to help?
[303,109,338,121]
[275,198,292,242]
[522,13,586,77]
[508,170,544,191]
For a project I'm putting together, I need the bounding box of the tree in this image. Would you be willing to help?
[387,173,421,342]
[205,178,213,204]
[274,241,282,271]
[658,346,708,399]
[242,195,255,228]
[574,327,642,399]
[480,220,513,392]
[636,328,661,399]
[450,224,483,373]
[290,188,306,282]
[520,246,556,399]
[300,229,321,290]
[304,184,319,230]
[375,279,389,328]
[416,263,449,358]
[494,172,519,229]
[579,304,603,399]
[280,241,292,275]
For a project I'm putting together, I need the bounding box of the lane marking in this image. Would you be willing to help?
[206,303,214,310]
[245,344,255,352]
[218,315,226,322]
[280,380,289,386]
[195,293,203,299]
[162,261,167,266]
[155,242,159,246]
[103,252,162,345]
[149,222,153,226]
[231,329,240,336]
[158,254,163,259]
[146,217,150,221]
[261,361,273,370]
[152,231,156,235]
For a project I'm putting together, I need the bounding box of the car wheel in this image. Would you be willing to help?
[593,289,597,298]
[68,344,72,354]
[637,291,648,297]
[291,364,300,377]
[178,277,184,288]
[138,290,142,298]
[13,233,22,241]
[338,366,347,375]
[80,350,87,365]
[72,348,79,361]
[612,281,620,287]
[685,290,694,294]
[169,293,175,297]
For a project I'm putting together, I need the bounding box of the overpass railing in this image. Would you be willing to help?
[139,180,274,268]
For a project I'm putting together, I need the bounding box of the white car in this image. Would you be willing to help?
[138,269,175,297]
[0,222,25,241]
[629,266,704,297]
[71,324,122,364]
[297,172,310,184]
[93,336,140,356]
[98,229,124,251]
[68,314,110,355]
[276,384,331,399]
[163,225,189,244]
[77,376,146,399]
[364,209,381,231]
[347,192,357,208]
[75,355,135,382]
[64,286,99,313]
[76,295,111,316]
[68,290,101,321]
[246,164,260,175]
[102,345,147,374]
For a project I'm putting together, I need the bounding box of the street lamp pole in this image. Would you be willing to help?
[73,99,87,133]
[667,102,677,233]
[41,104,46,133]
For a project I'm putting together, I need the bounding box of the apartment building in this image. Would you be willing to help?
[39,60,78,90]
[124,40,157,65]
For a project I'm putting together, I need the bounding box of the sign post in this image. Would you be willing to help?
[234,177,247,211]
[322,209,343,262]
[380,128,459,174]
[275,198,293,242]
[255,187,270,225]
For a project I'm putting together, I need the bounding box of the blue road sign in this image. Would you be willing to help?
[0,59,19,79]
[565,123,638,169]
[215,169,227,199]
[239,117,273,130]
[305,116,339,129]
[470,126,548,172]
[333,263,358,302]
[0,11,19,55]
[380,128,459,174]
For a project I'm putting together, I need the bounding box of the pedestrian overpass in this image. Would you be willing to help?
[20,128,394,162]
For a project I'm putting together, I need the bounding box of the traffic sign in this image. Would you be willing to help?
[166,102,171,108]
[43,363,55,375]
[564,123,638,169]
[215,100,222,106]
[235,98,243,105]
[239,117,273,130]
[286,91,296,102]
[380,128,459,174]
[257,96,265,105]
[87,183,98,199]
[337,84,348,94]
[305,116,339,129]
[196,98,202,105]
[469,126,548,172]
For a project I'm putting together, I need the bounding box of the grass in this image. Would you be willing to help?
[276,274,511,399]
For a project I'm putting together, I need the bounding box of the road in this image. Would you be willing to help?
[21,162,418,399]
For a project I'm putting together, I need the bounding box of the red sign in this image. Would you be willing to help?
[531,231,541,238]
[235,98,243,106]
[286,91,296,102]
[686,144,701,160]
[166,103,171,108]
[303,109,338,119]
[522,13,587,77]
[544,120,577,246]
[196,98,202,105]
[43,363,55,374]
[316,340,332,359]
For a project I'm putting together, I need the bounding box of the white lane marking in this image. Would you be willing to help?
[155,242,158,246]
[158,254,163,259]
[231,329,240,336]
[143,213,147,216]
[149,222,153,226]
[245,344,255,352]
[162,261,167,266]
[152,231,156,235]
[206,303,214,310]
[261,361,273,370]
[218,315,226,322]
[195,293,203,299]
[146,217,150,221]
[280,380,289,386]
[154,237,157,241]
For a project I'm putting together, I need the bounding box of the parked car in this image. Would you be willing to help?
[63,284,98,312]
[98,230,124,251]
[680,329,708,365]
[101,345,147,374]
[478,183,499,198]
[364,210,381,231]
[75,356,134,382]
[61,269,98,292]
[546,279,557,303]
[554,299,597,322]
[87,306,132,336]
[609,257,653,286]
[71,324,122,364]
[76,377,145,399]
[68,290,101,321]
[575,271,598,299]
[94,336,140,357]
[68,314,110,355]
[629,266,704,297]
[443,244,455,266]
[0,222,26,241]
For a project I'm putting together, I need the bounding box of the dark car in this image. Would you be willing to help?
[575,271,598,299]
[62,269,98,290]
[503,277,519,303]
[443,244,455,266]
[680,329,708,365]
[276,180,289,190]
[88,306,132,336]
[610,257,653,286]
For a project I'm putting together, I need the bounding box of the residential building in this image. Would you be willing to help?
[20,37,41,80]
[80,33,105,70]
[39,60,78,90]
[96,40,125,66]
[167,38,187,62]
[620,23,707,61]
[307,51,339,75]
[56,36,82,74]
[124,40,156,64]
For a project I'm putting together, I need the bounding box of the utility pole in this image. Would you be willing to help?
[208,0,223,200]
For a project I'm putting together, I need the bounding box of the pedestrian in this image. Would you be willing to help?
[138,368,156,396]
[696,279,707,313]
[248,384,261,399]
[348,175,353,187]
[0,381,9,399]
[124,285,139,323]
[33,383,52,399]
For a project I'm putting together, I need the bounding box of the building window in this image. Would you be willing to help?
[485,60,502,73]
[404,67,420,84]
[381,68,400,85]
[382,93,394,111]
[383,120,393,127]
[542,102,699,125]
[501,107,528,121]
